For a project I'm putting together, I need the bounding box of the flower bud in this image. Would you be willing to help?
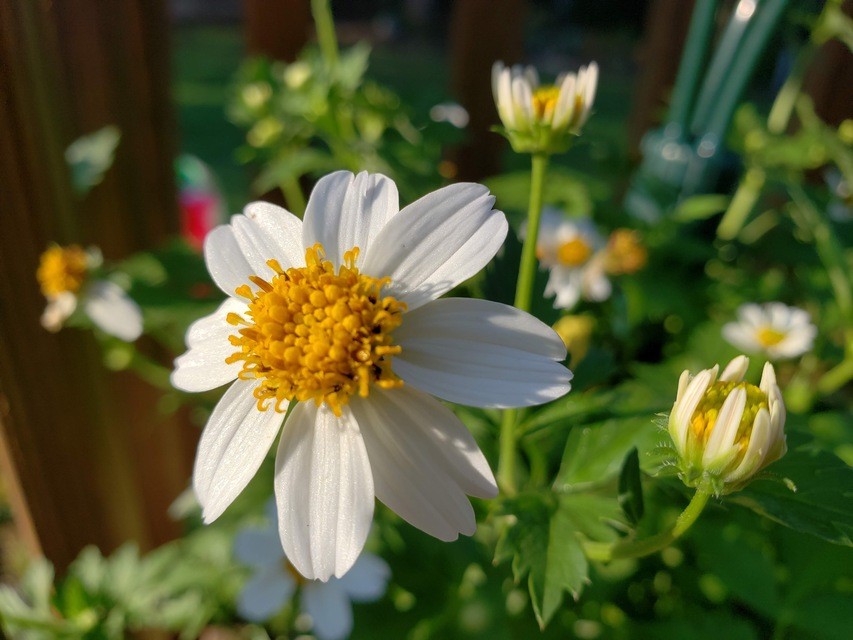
[491,61,598,154]
[668,356,787,494]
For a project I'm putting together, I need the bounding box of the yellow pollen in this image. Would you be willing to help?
[689,381,768,448]
[532,85,561,120]
[226,244,406,417]
[556,238,593,267]
[36,245,89,297]
[756,327,786,347]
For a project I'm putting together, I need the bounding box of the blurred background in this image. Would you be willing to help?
[1,0,851,636]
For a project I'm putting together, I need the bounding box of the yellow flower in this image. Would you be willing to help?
[491,61,598,154]
[552,315,595,368]
[668,356,787,494]
[603,229,647,275]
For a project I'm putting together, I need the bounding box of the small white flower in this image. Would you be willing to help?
[235,503,389,640]
[172,171,572,581]
[527,208,611,310]
[491,60,598,153]
[36,245,142,341]
[722,302,816,360]
[668,356,787,494]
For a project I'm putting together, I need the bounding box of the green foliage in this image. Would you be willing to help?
[65,125,121,196]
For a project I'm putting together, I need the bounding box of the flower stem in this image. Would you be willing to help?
[497,152,549,494]
[584,488,711,562]
[311,0,339,70]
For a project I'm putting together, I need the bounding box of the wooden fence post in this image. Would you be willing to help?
[0,0,196,571]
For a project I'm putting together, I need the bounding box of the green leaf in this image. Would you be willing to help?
[554,416,661,491]
[618,447,645,525]
[729,433,853,546]
[671,194,730,221]
[65,125,121,195]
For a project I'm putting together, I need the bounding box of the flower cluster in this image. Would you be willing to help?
[528,209,647,310]
[172,171,572,580]
[492,61,598,154]
[668,356,787,495]
[36,244,142,341]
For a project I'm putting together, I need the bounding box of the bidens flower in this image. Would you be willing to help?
[234,503,389,640]
[492,60,598,153]
[172,171,572,581]
[722,302,816,360]
[668,356,787,494]
[529,209,610,310]
[36,244,142,341]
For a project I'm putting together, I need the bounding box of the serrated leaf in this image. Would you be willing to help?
[618,447,645,525]
[729,433,853,546]
[555,416,660,491]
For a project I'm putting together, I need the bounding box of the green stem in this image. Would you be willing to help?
[717,167,765,240]
[280,177,307,217]
[584,489,711,562]
[497,153,549,495]
[311,0,339,69]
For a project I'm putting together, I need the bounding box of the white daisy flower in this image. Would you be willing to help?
[172,171,572,581]
[36,244,142,341]
[527,208,611,310]
[668,356,787,494]
[722,302,816,360]
[234,503,390,640]
[491,60,598,153]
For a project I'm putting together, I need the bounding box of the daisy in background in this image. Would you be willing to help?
[528,208,610,310]
[722,302,816,360]
[172,170,572,581]
[234,502,389,640]
[36,244,142,341]
[492,60,598,153]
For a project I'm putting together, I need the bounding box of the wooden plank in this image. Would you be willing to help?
[0,0,195,571]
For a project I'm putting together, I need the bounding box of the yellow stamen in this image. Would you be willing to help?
[690,381,768,447]
[532,85,561,121]
[556,237,592,267]
[756,327,786,347]
[227,244,406,416]
[36,245,89,297]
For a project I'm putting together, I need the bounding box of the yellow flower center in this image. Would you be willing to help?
[226,244,405,416]
[690,381,768,447]
[556,238,593,267]
[36,245,89,297]
[756,327,786,347]
[532,85,560,120]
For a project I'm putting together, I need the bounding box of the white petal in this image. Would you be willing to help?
[703,387,746,466]
[234,525,285,567]
[722,322,759,352]
[336,553,390,602]
[193,379,284,523]
[231,205,304,277]
[83,280,143,341]
[739,303,767,328]
[545,266,582,310]
[171,298,245,392]
[552,73,576,129]
[274,403,374,581]
[720,355,749,382]
[512,75,534,126]
[236,567,295,623]
[243,201,305,270]
[581,261,611,302]
[303,171,399,268]
[204,225,254,297]
[725,408,771,483]
[361,183,507,311]
[41,292,77,332]
[670,367,716,453]
[351,386,494,541]
[301,582,353,640]
[394,298,571,407]
[759,362,777,396]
